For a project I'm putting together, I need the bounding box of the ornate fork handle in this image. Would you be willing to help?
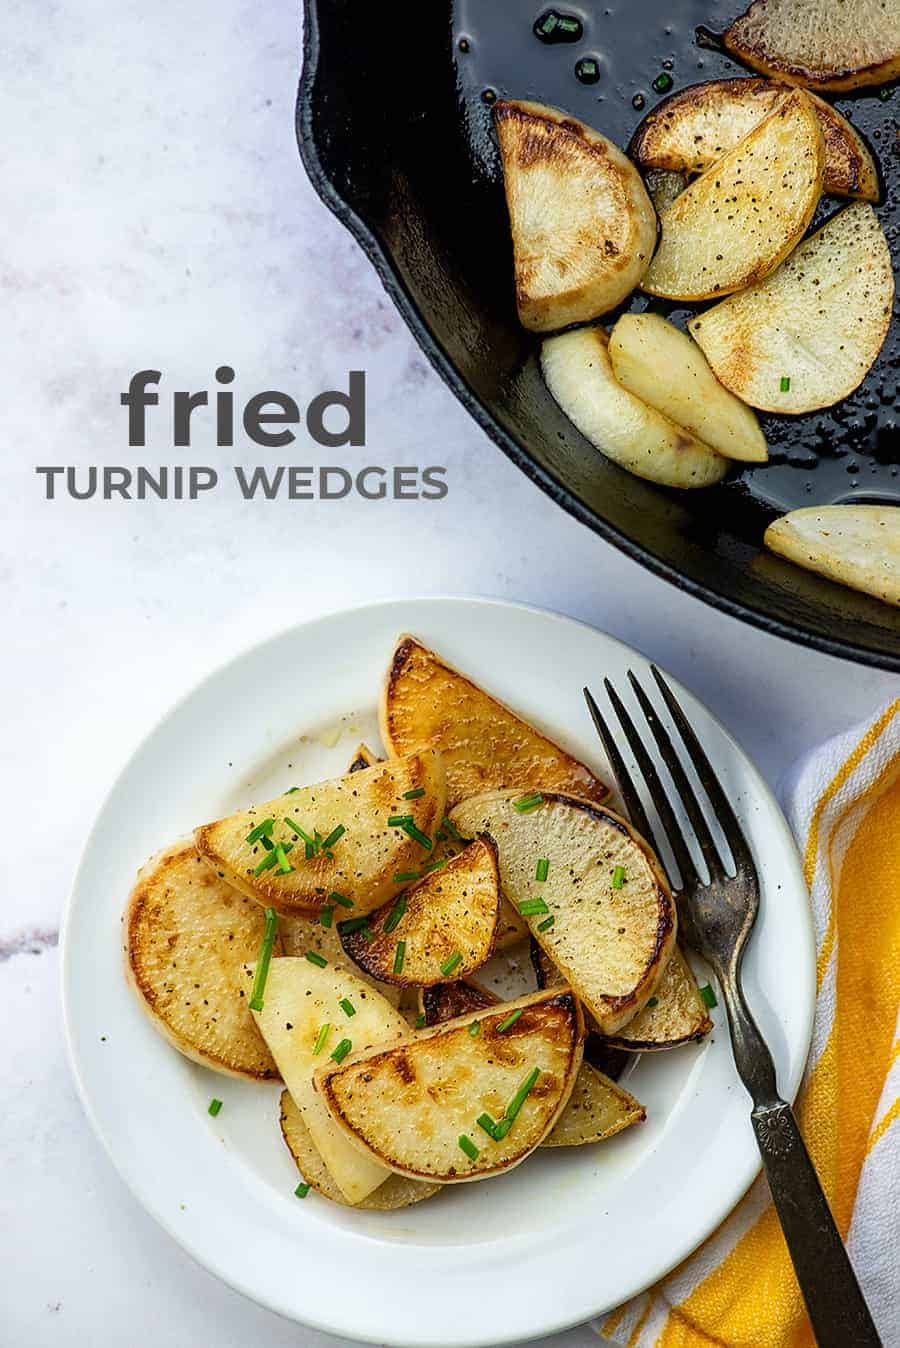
[721,979,883,1347]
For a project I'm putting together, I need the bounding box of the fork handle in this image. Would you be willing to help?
[722,984,882,1346]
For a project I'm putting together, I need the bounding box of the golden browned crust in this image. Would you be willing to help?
[421,978,499,1026]
[724,0,900,91]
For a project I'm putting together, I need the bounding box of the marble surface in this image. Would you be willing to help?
[2,2,897,1344]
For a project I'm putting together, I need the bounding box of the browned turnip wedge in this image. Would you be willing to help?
[724,0,900,92]
[249,957,410,1203]
[608,314,768,464]
[765,506,900,607]
[689,203,894,414]
[494,99,657,330]
[630,78,879,202]
[194,750,446,918]
[541,327,730,489]
[316,989,583,1182]
[381,634,608,807]
[339,835,501,986]
[641,90,824,301]
[451,791,677,1035]
[124,843,281,1080]
[278,914,402,1008]
[279,1091,441,1209]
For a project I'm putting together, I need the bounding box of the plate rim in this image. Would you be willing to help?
[61,595,816,1346]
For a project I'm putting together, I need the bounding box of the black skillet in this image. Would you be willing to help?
[297,0,900,669]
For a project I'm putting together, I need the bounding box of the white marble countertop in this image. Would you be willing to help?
[2,2,897,1344]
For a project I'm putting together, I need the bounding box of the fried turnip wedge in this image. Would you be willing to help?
[339,835,501,986]
[494,99,657,331]
[194,750,446,918]
[420,977,645,1147]
[641,90,824,301]
[608,314,768,464]
[541,327,730,489]
[278,1091,441,1209]
[124,843,280,1080]
[724,0,900,92]
[764,506,900,607]
[381,635,608,807]
[630,78,879,202]
[451,791,677,1035]
[689,203,894,414]
[248,957,410,1203]
[316,989,583,1182]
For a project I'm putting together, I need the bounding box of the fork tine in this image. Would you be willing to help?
[651,666,756,877]
[583,686,656,847]
[628,670,727,882]
[601,678,700,893]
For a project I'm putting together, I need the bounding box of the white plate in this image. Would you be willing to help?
[62,598,814,1347]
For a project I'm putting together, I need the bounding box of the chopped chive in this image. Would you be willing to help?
[699,983,718,1009]
[535,858,550,882]
[246,818,274,845]
[518,898,550,917]
[458,1134,479,1161]
[415,1013,426,1029]
[321,824,345,850]
[393,870,419,884]
[647,996,659,1008]
[441,816,466,843]
[253,849,279,876]
[304,841,316,860]
[497,1007,524,1033]
[401,821,433,850]
[402,787,426,800]
[330,1038,352,1063]
[423,858,447,873]
[329,891,354,908]
[339,997,356,1018]
[512,791,544,814]
[383,897,407,934]
[283,817,315,846]
[319,906,334,928]
[387,813,414,828]
[286,786,300,794]
[274,842,293,874]
[312,1023,331,1054]
[259,835,274,851]
[476,1112,498,1139]
[468,1020,481,1037]
[652,71,673,94]
[493,1117,512,1140]
[393,940,406,975]
[208,1097,223,1117]
[440,951,463,977]
[248,907,279,1011]
[537,915,555,933]
[338,916,370,935]
[294,1181,310,1198]
[506,1066,541,1121]
[612,865,626,889]
[780,375,791,392]
[305,950,328,968]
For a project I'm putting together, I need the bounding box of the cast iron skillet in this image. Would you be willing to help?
[297,0,900,669]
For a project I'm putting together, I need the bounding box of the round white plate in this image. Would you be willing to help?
[62,598,815,1347]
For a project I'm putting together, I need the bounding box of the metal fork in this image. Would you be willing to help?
[584,667,882,1348]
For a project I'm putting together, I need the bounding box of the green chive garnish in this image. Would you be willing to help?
[294,1181,310,1198]
[612,865,626,889]
[246,818,274,845]
[476,1112,498,1138]
[440,951,463,977]
[248,907,279,1011]
[535,858,550,882]
[329,891,354,908]
[468,1020,480,1037]
[415,1013,425,1029]
[330,1038,352,1063]
[519,898,550,917]
[286,786,300,794]
[401,821,433,850]
[321,824,345,850]
[339,997,356,1018]
[493,1118,512,1140]
[537,915,555,932]
[319,906,333,928]
[647,996,659,1008]
[652,71,673,94]
[441,816,466,843]
[283,817,314,845]
[387,813,413,828]
[208,1098,223,1117]
[253,849,279,876]
[274,842,293,874]
[312,1023,331,1055]
[458,1134,479,1161]
[402,787,426,800]
[506,1066,540,1121]
[384,897,407,933]
[700,983,718,1009]
[512,791,544,814]
[393,870,419,884]
[338,916,370,935]
[780,375,791,392]
[305,950,327,968]
[497,1007,524,1033]
[393,941,406,976]
[423,859,447,873]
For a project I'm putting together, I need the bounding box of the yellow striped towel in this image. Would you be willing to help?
[593,697,900,1348]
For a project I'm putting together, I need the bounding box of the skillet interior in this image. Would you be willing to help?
[298,0,900,667]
